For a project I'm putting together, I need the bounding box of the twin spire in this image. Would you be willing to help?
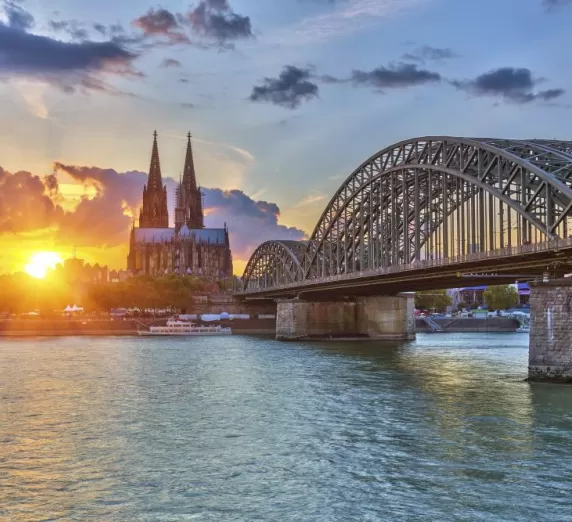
[147,130,198,195]
[147,130,163,190]
[145,130,203,230]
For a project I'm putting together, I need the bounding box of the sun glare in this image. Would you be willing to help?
[24,252,64,279]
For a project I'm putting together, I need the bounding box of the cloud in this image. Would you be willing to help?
[0,157,305,269]
[130,1,253,49]
[132,7,189,44]
[402,45,458,64]
[202,188,306,259]
[543,0,572,9]
[0,20,140,93]
[271,0,423,46]
[48,19,89,41]
[186,0,253,46]
[452,67,565,104]
[250,66,319,109]
[53,163,151,246]
[161,58,182,68]
[2,0,34,30]
[0,167,64,233]
[295,194,328,208]
[324,62,441,90]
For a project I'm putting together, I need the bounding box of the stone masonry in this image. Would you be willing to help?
[276,294,416,341]
[529,279,572,382]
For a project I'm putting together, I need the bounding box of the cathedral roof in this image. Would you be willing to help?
[134,227,227,245]
[134,228,175,243]
[178,226,227,244]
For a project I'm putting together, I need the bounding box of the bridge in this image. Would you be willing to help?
[237,136,572,382]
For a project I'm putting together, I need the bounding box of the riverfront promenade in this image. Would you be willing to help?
[0,317,520,336]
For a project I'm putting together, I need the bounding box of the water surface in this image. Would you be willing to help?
[1,333,571,521]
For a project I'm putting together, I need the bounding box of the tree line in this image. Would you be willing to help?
[414,285,519,313]
[0,274,238,315]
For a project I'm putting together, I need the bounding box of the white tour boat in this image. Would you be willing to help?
[516,324,530,333]
[138,319,232,336]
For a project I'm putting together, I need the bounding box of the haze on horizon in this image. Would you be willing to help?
[1,0,570,275]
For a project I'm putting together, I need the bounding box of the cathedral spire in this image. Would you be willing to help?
[182,131,198,192]
[147,130,163,190]
[139,130,169,228]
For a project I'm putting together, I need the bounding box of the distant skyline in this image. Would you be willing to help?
[1,0,571,274]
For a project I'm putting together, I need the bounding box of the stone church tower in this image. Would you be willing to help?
[139,131,169,228]
[127,131,233,278]
[175,132,204,230]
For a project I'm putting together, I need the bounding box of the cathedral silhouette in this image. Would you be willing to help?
[127,132,233,278]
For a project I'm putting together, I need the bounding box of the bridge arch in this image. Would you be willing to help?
[304,136,572,279]
[242,136,572,290]
[242,240,306,291]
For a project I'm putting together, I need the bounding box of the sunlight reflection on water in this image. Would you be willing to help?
[1,333,571,521]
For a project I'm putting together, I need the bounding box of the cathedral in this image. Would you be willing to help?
[127,132,233,278]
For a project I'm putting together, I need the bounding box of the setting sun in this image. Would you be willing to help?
[24,252,64,279]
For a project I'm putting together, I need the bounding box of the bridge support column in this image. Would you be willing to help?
[276,294,415,341]
[529,279,572,383]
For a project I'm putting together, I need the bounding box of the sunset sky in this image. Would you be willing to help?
[1,0,571,275]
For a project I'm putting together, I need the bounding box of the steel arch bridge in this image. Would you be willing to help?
[241,136,572,296]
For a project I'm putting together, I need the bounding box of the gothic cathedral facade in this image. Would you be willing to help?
[127,132,233,278]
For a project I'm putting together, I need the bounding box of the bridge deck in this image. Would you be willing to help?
[237,237,572,299]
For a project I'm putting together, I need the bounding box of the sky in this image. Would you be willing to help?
[0,0,571,275]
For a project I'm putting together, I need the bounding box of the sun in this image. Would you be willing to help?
[24,252,64,279]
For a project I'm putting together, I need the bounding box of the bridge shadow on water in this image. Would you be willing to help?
[287,333,572,476]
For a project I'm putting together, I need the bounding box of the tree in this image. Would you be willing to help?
[483,285,518,310]
[415,290,452,312]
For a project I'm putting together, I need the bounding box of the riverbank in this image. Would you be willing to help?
[0,317,522,337]
[0,319,277,337]
[415,317,520,333]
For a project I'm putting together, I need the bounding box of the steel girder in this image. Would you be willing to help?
[242,136,572,291]
[241,240,306,291]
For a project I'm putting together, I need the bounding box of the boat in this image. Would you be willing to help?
[516,324,530,333]
[138,319,232,336]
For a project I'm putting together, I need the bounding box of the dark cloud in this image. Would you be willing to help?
[402,45,457,64]
[452,67,565,104]
[93,23,107,35]
[324,62,441,90]
[2,0,34,30]
[132,7,189,44]
[0,22,140,93]
[161,58,181,68]
[48,19,88,41]
[250,66,319,109]
[0,159,306,263]
[0,167,63,233]
[47,164,305,260]
[186,0,253,45]
[54,163,150,246]
[202,188,306,260]
[543,0,572,9]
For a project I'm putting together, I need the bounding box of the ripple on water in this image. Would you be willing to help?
[0,334,572,521]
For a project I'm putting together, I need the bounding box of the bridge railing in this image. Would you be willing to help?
[241,236,572,293]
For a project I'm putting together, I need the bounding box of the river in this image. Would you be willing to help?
[1,333,571,521]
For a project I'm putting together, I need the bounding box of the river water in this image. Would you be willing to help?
[1,333,571,521]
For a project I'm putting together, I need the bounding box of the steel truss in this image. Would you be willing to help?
[242,136,572,292]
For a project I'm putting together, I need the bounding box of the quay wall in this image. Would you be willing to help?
[0,317,520,337]
[0,318,277,337]
[415,317,520,332]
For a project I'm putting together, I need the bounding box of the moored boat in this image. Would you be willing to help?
[138,319,232,336]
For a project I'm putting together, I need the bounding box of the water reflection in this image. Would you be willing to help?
[0,334,571,521]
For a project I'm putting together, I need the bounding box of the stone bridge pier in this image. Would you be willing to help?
[529,279,572,383]
[276,294,416,341]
